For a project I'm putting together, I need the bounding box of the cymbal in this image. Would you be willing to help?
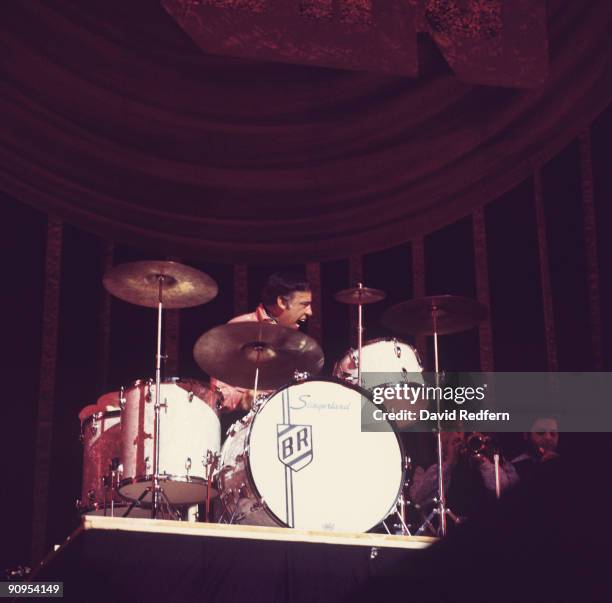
[103,261,218,309]
[334,286,386,305]
[381,295,487,336]
[193,323,324,390]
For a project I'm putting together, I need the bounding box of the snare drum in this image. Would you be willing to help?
[78,396,148,518]
[217,378,403,532]
[118,378,221,506]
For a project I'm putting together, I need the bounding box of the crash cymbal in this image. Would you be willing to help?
[334,285,386,305]
[193,323,324,390]
[103,261,218,309]
[381,295,487,336]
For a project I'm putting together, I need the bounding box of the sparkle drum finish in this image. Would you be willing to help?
[79,401,148,518]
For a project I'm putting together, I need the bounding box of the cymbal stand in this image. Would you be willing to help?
[247,345,263,411]
[151,275,172,519]
[124,277,177,519]
[431,307,459,536]
[357,283,364,386]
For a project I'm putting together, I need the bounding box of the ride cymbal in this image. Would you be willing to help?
[382,295,488,336]
[103,261,218,309]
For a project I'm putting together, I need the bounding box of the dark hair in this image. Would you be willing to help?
[261,271,310,307]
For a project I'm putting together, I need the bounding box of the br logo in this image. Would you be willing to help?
[277,424,313,472]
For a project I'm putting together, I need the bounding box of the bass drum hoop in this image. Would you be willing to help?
[240,376,405,531]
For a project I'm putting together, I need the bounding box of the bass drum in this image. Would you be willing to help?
[217,378,403,532]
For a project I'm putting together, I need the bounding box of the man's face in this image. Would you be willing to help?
[529,417,559,453]
[275,291,313,329]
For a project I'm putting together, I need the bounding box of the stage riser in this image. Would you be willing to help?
[34,529,419,603]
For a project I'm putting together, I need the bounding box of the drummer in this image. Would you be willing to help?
[211,271,313,413]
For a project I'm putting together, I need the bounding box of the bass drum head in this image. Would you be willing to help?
[248,379,403,533]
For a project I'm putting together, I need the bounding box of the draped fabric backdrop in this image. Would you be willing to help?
[1,0,612,572]
[1,0,611,263]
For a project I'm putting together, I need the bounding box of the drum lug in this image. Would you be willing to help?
[203,450,218,469]
[292,370,310,382]
[188,391,194,402]
[393,338,402,358]
[144,379,155,403]
[119,386,126,410]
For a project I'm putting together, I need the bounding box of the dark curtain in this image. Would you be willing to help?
[1,0,611,263]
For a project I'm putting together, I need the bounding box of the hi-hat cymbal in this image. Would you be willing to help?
[193,323,324,390]
[334,286,386,305]
[382,295,487,336]
[103,261,218,309]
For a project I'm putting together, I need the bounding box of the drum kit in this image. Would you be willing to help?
[78,260,487,536]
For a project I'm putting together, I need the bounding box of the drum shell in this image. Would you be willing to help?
[217,413,276,527]
[333,338,424,389]
[79,408,145,516]
[119,379,221,505]
[217,377,404,532]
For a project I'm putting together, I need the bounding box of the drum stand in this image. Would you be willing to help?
[122,275,179,520]
[356,283,364,386]
[428,310,459,537]
[351,283,413,535]
[103,261,219,521]
[384,455,414,535]
[150,276,166,518]
[379,294,487,537]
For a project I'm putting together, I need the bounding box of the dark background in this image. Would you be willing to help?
[2,102,611,571]
[1,0,611,578]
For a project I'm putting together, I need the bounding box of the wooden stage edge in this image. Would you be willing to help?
[36,515,436,569]
[78,516,436,549]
